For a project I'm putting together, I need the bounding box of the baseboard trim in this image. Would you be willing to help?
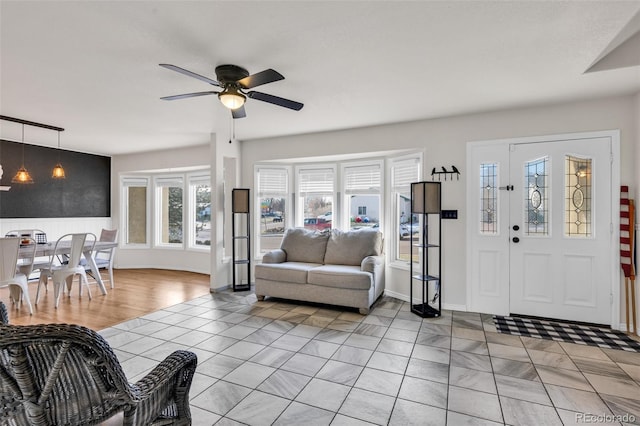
[383,290,467,312]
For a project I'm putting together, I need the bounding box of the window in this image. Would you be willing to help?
[297,166,335,230]
[480,163,498,234]
[189,174,211,247]
[256,167,289,253]
[122,177,149,246]
[342,162,382,230]
[155,176,184,246]
[122,171,210,251]
[524,156,549,236]
[390,156,421,263]
[565,155,592,237]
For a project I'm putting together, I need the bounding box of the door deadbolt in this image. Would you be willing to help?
[512,237,520,243]
[512,225,520,231]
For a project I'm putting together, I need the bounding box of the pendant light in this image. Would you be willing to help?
[52,130,66,179]
[12,124,34,184]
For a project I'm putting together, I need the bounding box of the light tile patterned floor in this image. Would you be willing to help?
[99,292,640,425]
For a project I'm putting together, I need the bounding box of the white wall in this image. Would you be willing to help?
[241,94,638,309]
[0,217,113,242]
[210,134,242,291]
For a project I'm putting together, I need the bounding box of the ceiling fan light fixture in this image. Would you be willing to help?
[218,88,246,110]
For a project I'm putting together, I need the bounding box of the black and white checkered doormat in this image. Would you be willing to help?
[494,315,640,353]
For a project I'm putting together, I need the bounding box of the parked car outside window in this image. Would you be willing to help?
[304,217,331,231]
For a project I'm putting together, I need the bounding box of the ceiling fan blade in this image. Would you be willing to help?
[232,105,247,119]
[238,69,284,89]
[160,91,219,101]
[159,64,220,86]
[247,91,303,111]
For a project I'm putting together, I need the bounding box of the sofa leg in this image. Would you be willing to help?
[359,307,369,315]
[256,295,265,301]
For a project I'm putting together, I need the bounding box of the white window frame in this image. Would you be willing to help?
[120,176,151,249]
[254,165,291,256]
[187,172,212,251]
[341,160,383,230]
[388,153,422,267]
[154,175,185,248]
[295,164,337,228]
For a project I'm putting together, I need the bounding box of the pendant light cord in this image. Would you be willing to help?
[21,124,25,166]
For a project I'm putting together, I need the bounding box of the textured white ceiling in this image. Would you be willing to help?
[1,1,639,155]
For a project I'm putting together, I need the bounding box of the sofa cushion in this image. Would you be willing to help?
[255,262,321,284]
[280,228,329,264]
[323,229,383,266]
[307,265,372,291]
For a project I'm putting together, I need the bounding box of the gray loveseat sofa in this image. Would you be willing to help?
[255,227,385,314]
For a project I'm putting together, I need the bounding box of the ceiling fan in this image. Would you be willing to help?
[159,63,304,119]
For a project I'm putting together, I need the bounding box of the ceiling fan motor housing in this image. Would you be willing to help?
[215,64,250,86]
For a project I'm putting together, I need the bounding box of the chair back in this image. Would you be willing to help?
[16,237,37,277]
[0,301,8,325]
[0,321,198,425]
[5,229,32,238]
[5,229,46,242]
[96,229,117,263]
[0,237,20,281]
[50,233,96,269]
[0,323,135,425]
[99,228,118,243]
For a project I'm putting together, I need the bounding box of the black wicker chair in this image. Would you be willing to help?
[0,302,197,425]
[0,301,8,325]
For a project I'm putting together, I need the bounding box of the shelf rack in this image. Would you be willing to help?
[410,181,442,318]
[231,188,251,291]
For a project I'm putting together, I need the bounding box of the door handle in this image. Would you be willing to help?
[512,237,520,243]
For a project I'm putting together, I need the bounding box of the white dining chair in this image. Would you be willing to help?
[5,229,49,279]
[86,228,118,288]
[36,233,96,308]
[15,237,38,277]
[0,237,33,315]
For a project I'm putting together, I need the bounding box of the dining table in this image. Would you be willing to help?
[18,240,117,295]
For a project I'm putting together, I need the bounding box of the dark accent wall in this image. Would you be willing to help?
[0,140,110,218]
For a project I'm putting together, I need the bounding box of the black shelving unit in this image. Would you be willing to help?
[410,181,442,318]
[232,188,251,292]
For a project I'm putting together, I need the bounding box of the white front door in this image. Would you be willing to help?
[509,138,613,324]
[467,131,619,326]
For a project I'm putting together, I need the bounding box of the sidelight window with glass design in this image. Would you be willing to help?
[524,157,549,236]
[565,155,592,237]
[480,163,498,234]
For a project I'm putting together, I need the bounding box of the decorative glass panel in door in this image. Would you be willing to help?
[524,156,549,236]
[565,155,592,237]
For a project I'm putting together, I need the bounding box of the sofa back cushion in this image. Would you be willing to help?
[323,229,383,266]
[280,228,329,264]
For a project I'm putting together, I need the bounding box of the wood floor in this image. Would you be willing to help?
[0,269,211,330]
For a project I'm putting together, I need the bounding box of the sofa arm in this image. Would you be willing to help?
[361,255,384,274]
[362,255,386,301]
[263,249,287,264]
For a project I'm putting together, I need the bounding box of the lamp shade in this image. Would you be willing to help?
[12,166,34,184]
[411,181,440,214]
[232,188,250,213]
[219,90,246,110]
[52,163,66,178]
